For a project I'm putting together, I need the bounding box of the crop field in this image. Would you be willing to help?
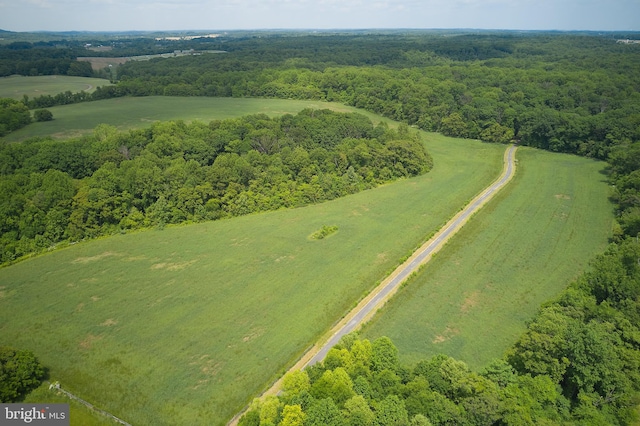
[362,147,613,369]
[77,52,226,71]
[2,96,386,142]
[76,56,129,70]
[0,130,504,425]
[0,75,112,100]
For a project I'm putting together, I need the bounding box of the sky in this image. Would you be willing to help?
[0,0,639,33]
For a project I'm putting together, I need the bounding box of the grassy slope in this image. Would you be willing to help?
[0,75,112,100]
[361,147,613,369]
[1,96,387,142]
[0,130,504,425]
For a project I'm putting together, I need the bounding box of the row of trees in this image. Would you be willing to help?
[608,143,640,239]
[0,109,431,264]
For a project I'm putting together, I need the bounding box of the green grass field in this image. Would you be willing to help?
[1,96,388,142]
[0,130,504,425]
[361,147,613,369]
[24,384,115,426]
[0,75,112,100]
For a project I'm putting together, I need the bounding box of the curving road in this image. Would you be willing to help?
[228,144,517,425]
[304,144,517,367]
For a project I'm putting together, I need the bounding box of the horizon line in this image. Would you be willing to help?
[2,27,640,35]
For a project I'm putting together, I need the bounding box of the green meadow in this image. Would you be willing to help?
[1,96,387,142]
[0,75,112,100]
[362,147,613,369]
[0,131,504,425]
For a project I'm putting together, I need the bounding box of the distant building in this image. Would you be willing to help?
[156,34,220,41]
[617,39,640,44]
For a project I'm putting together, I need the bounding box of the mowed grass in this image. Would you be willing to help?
[0,132,504,425]
[2,96,387,142]
[361,147,613,370]
[0,75,112,100]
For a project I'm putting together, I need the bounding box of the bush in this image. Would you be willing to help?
[34,109,53,122]
[311,225,338,240]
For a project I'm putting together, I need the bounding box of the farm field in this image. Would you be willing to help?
[77,52,226,71]
[362,147,613,369]
[1,96,387,142]
[0,75,111,100]
[0,130,504,425]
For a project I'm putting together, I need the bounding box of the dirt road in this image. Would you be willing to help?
[304,144,517,366]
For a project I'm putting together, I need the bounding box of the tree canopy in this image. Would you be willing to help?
[0,110,432,264]
[0,347,45,402]
[5,32,639,161]
[104,33,640,159]
[0,98,31,136]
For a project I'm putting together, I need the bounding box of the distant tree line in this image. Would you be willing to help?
[0,36,213,78]
[0,109,431,264]
[4,33,639,159]
[0,41,94,78]
[105,33,640,158]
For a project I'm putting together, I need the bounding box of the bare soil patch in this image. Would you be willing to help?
[77,57,129,70]
[460,290,481,313]
[79,334,102,350]
[100,318,118,327]
[150,260,198,271]
[432,326,460,344]
[555,194,571,200]
[72,252,118,264]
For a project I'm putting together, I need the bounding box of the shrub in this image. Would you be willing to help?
[310,225,338,240]
[34,109,53,122]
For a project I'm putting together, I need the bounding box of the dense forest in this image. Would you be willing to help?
[106,33,640,159]
[0,109,431,263]
[3,31,640,424]
[0,34,215,77]
[3,33,640,159]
